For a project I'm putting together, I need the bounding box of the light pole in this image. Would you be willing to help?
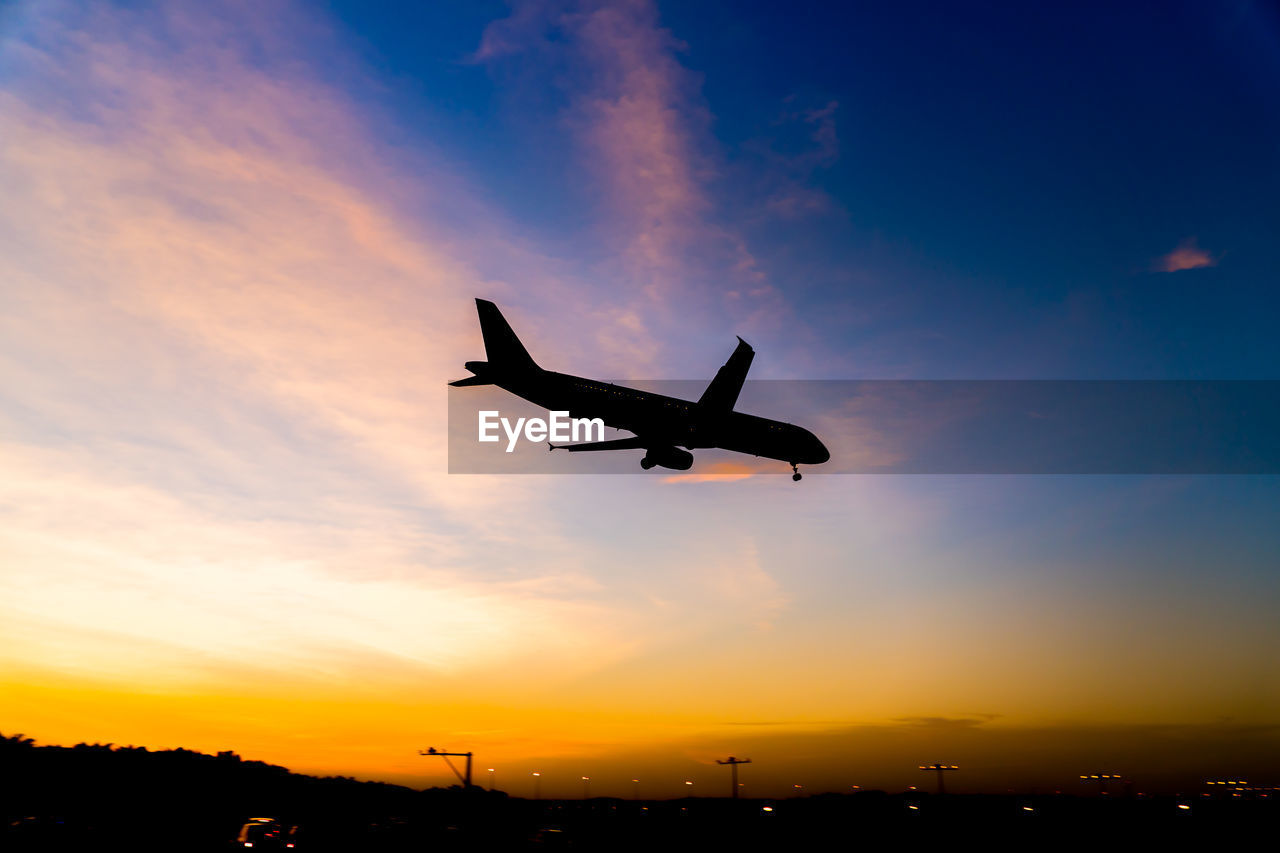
[487,768,495,791]
[632,779,640,800]
[418,747,474,788]
[582,776,591,800]
[919,764,959,795]
[716,756,751,799]
[532,771,541,800]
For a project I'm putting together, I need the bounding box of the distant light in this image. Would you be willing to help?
[532,772,541,776]
[761,806,774,812]
[685,781,693,785]
[1178,804,1191,811]
[907,805,919,810]
[1022,806,1034,812]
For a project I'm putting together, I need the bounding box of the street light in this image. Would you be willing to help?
[582,776,591,800]
[532,772,541,800]
[487,768,495,791]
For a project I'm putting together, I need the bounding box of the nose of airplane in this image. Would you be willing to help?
[800,428,830,465]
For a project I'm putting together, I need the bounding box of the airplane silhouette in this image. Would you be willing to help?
[450,299,830,480]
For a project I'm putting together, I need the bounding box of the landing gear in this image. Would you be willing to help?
[791,462,802,482]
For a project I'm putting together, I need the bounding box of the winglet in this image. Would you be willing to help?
[697,336,755,412]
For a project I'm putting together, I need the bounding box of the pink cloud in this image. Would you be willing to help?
[0,1,658,674]
[1,3,834,712]
[1154,239,1215,273]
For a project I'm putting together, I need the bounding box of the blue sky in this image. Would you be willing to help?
[321,0,1280,380]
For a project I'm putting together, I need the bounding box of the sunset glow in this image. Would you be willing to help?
[2,0,1278,798]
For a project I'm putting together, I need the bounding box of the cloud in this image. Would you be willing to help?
[0,0,681,696]
[738,96,843,224]
[473,0,786,345]
[0,4,846,739]
[892,714,1001,729]
[1154,239,1215,272]
[660,459,774,483]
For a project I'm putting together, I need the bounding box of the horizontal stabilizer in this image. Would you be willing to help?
[448,375,492,387]
[698,337,754,412]
[549,436,647,453]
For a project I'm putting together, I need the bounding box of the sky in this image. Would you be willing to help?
[1,0,1278,797]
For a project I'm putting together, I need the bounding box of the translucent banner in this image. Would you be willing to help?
[448,381,1280,475]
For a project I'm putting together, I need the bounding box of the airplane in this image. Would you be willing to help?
[449,299,830,480]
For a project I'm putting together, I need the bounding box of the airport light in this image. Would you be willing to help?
[716,756,751,799]
[418,747,474,788]
[919,764,959,795]
[1079,774,1122,796]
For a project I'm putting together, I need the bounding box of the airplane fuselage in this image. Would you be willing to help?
[496,368,830,466]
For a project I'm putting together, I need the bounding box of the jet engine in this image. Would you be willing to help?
[641,446,693,471]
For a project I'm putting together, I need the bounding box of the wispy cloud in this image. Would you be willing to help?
[0,1,830,738]
[473,0,789,351]
[735,96,843,224]
[0,0,667,695]
[1154,238,1215,272]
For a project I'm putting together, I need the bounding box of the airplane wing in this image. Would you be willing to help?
[549,436,648,453]
[697,337,754,413]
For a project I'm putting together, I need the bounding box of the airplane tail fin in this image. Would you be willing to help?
[449,299,539,386]
[476,299,538,372]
